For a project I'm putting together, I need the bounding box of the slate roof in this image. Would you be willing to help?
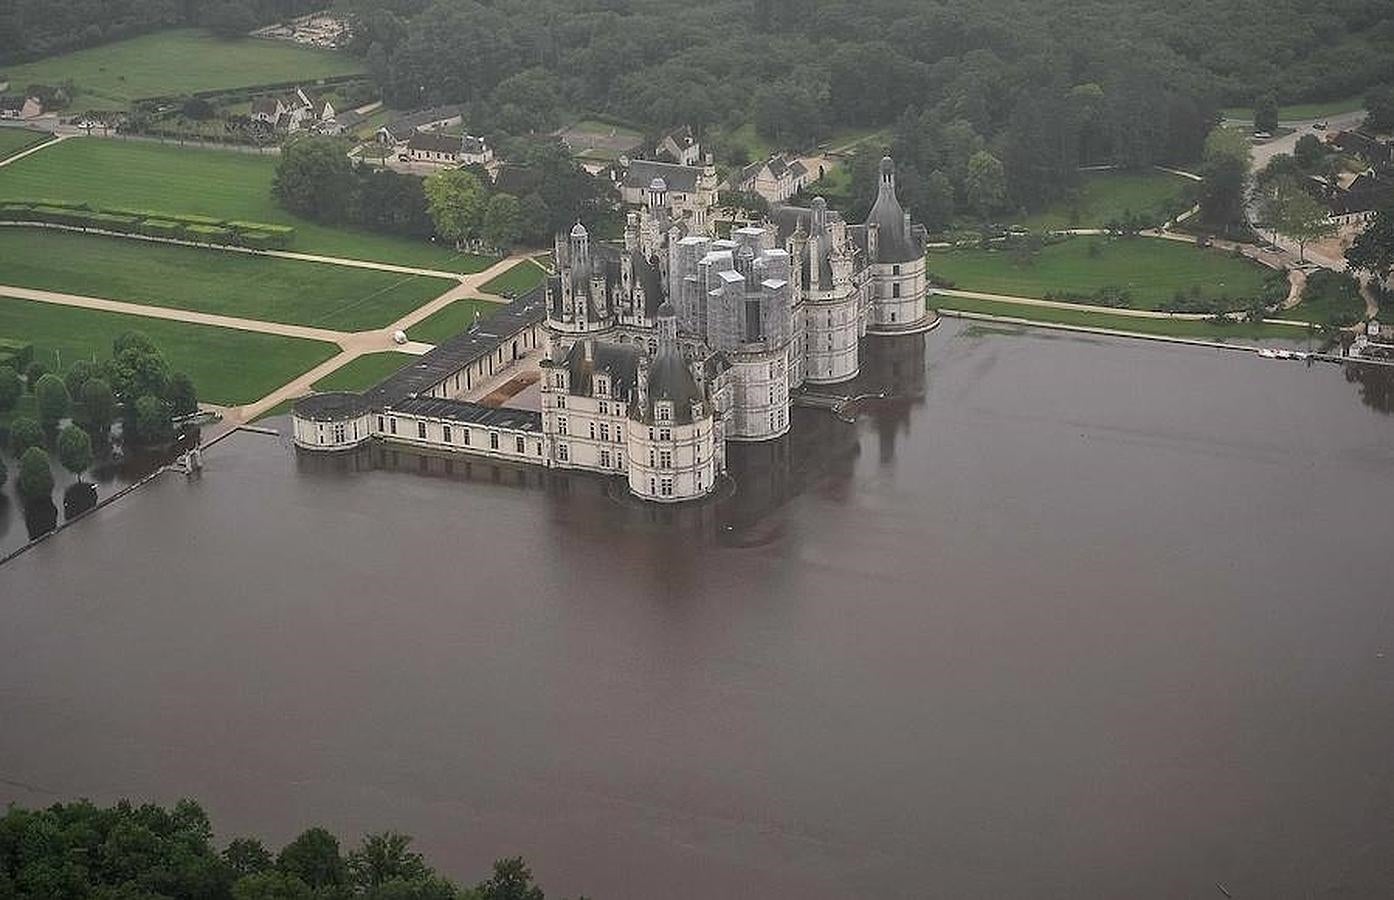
[387,396,542,431]
[865,157,923,263]
[559,339,641,400]
[362,288,545,408]
[380,105,463,143]
[622,159,701,193]
[293,391,368,421]
[250,97,282,117]
[460,135,487,155]
[407,131,461,154]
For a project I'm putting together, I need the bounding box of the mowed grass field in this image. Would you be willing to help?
[405,298,504,344]
[480,260,546,296]
[0,129,51,162]
[311,352,411,392]
[927,237,1271,310]
[0,296,338,405]
[0,139,495,272]
[0,29,363,106]
[0,229,452,330]
[1020,169,1194,231]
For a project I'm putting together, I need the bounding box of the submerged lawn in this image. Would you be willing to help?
[0,295,337,405]
[0,229,452,331]
[927,237,1271,310]
[0,138,495,272]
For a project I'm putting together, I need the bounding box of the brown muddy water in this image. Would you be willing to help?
[3,319,1394,899]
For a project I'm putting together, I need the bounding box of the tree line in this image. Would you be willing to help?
[0,798,579,899]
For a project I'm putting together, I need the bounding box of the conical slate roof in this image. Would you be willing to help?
[866,156,922,264]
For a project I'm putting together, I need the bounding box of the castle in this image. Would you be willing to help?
[292,156,934,504]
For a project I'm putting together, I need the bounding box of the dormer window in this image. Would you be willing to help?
[554,372,565,388]
[657,402,672,422]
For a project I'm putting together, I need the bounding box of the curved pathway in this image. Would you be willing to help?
[933,288,1313,327]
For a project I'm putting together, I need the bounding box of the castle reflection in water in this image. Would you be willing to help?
[293,332,928,540]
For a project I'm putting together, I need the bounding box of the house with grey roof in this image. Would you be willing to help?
[736,153,814,204]
[614,156,719,230]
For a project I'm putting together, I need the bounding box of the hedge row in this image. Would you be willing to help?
[0,338,35,372]
[0,200,294,249]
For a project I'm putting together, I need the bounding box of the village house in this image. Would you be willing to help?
[654,125,701,166]
[405,131,494,168]
[735,153,814,204]
[375,105,465,147]
[249,87,334,132]
[0,95,43,120]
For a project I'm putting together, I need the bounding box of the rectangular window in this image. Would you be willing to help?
[659,450,672,468]
[463,428,471,445]
[389,418,397,435]
[377,416,384,432]
[893,283,901,298]
[893,264,901,275]
[417,421,427,439]
[589,421,596,439]
[600,450,611,468]
[661,478,673,497]
[558,442,569,461]
[659,428,671,441]
[599,423,609,442]
[558,416,568,435]
[333,424,345,443]
[658,404,671,422]
[557,395,566,409]
[516,436,525,453]
[489,432,499,450]
[443,425,452,443]
[600,400,609,415]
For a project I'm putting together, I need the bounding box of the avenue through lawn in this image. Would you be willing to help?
[0,139,496,272]
[0,30,364,106]
[0,229,453,330]
[0,295,338,405]
[927,237,1272,310]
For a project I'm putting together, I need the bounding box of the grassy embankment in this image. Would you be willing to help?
[1018,169,1194,231]
[479,260,547,297]
[405,298,504,344]
[1221,96,1365,122]
[0,230,451,331]
[0,139,495,272]
[927,236,1270,311]
[0,29,363,106]
[0,295,337,406]
[936,296,1313,342]
[1288,270,1367,325]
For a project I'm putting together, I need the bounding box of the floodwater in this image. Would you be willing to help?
[3,320,1394,899]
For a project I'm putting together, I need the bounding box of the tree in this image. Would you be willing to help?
[1253,94,1279,133]
[1294,133,1326,169]
[1365,85,1394,133]
[34,373,70,428]
[471,857,545,900]
[224,838,275,878]
[0,365,20,412]
[1198,125,1251,226]
[207,1,256,38]
[166,372,198,417]
[1346,206,1394,283]
[232,871,313,900]
[63,359,95,399]
[56,424,93,480]
[423,168,488,246]
[25,359,50,385]
[348,833,429,890]
[273,136,354,223]
[16,447,54,504]
[964,150,1006,220]
[132,395,173,445]
[9,416,44,455]
[80,377,116,440]
[0,456,6,490]
[921,169,956,231]
[276,827,347,891]
[481,193,522,250]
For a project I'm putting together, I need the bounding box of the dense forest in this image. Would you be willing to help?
[0,798,573,899]
[334,0,1393,216]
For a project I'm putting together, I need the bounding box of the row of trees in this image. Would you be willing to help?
[273,136,611,250]
[0,798,574,900]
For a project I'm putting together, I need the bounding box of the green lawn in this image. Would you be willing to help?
[1020,169,1193,231]
[937,296,1313,342]
[1222,96,1365,122]
[0,138,496,272]
[0,129,51,162]
[0,229,451,331]
[311,352,410,392]
[405,298,504,344]
[927,237,1271,310]
[0,29,363,106]
[480,260,546,297]
[1288,270,1367,325]
[0,295,337,405]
